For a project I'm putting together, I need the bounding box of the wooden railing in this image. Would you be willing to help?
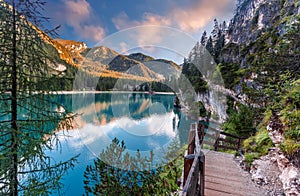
[181,119,244,195]
[198,119,244,152]
[182,123,205,196]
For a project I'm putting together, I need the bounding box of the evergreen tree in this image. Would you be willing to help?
[206,36,214,55]
[221,21,227,33]
[211,19,220,46]
[83,138,181,195]
[0,1,77,195]
[200,31,207,46]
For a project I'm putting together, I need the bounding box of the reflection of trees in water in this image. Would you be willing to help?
[56,93,193,148]
[172,108,181,132]
[83,138,181,195]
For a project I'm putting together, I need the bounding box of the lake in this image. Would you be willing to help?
[45,92,194,195]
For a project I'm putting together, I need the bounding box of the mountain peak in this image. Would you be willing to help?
[126,53,155,62]
[55,39,87,53]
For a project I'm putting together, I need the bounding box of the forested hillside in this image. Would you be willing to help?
[188,0,300,194]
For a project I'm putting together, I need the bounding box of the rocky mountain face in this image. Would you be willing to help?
[211,0,300,97]
[207,0,300,194]
[223,0,300,64]
[228,0,300,45]
[186,0,300,194]
[22,19,180,83]
[79,46,178,81]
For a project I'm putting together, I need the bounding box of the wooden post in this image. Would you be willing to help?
[198,122,205,144]
[188,127,195,155]
[199,152,205,196]
[214,138,219,151]
[183,154,195,186]
[237,138,241,150]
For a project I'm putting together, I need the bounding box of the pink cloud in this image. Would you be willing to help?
[112,12,171,30]
[62,0,105,42]
[112,12,140,30]
[65,0,90,21]
[112,12,171,48]
[119,42,129,54]
[81,25,105,42]
[171,0,233,32]
[112,0,233,33]
[111,0,233,50]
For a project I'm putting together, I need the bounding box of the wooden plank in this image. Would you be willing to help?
[204,151,267,196]
[200,153,205,196]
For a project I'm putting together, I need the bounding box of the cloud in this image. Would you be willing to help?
[112,0,234,46]
[112,11,171,30]
[62,0,105,42]
[113,0,233,33]
[119,42,129,54]
[112,12,171,48]
[171,0,234,32]
[112,12,140,30]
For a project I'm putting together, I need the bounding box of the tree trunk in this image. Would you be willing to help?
[10,0,18,195]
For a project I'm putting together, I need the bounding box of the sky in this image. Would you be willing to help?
[44,0,236,64]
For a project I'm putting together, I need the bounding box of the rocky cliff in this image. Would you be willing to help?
[192,0,300,195]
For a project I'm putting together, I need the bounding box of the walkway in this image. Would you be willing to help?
[204,150,267,196]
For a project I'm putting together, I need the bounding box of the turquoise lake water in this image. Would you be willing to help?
[43,92,195,195]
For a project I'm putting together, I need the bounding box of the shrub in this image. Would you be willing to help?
[280,139,300,156]
[243,130,274,165]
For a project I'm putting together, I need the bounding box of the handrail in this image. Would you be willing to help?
[199,120,245,152]
[181,119,245,196]
[182,123,205,196]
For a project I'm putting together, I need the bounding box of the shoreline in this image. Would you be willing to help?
[51,91,176,95]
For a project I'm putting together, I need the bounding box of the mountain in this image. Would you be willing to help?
[54,39,87,65]
[185,0,299,95]
[227,0,299,45]
[77,46,179,81]
[188,1,300,194]
[126,53,155,62]
[107,54,164,79]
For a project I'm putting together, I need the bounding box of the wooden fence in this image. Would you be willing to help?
[198,119,245,152]
[182,123,205,196]
[181,119,245,195]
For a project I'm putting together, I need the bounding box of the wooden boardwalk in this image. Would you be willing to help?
[204,150,266,196]
[181,121,267,196]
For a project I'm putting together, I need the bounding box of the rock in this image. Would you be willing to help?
[249,113,300,195]
[279,166,300,195]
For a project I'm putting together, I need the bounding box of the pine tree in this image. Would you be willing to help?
[0,1,77,195]
[206,36,214,55]
[83,138,180,195]
[221,21,227,32]
[211,19,220,46]
[200,31,207,46]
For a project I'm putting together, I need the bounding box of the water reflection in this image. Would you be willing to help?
[70,93,181,159]
[47,92,194,195]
